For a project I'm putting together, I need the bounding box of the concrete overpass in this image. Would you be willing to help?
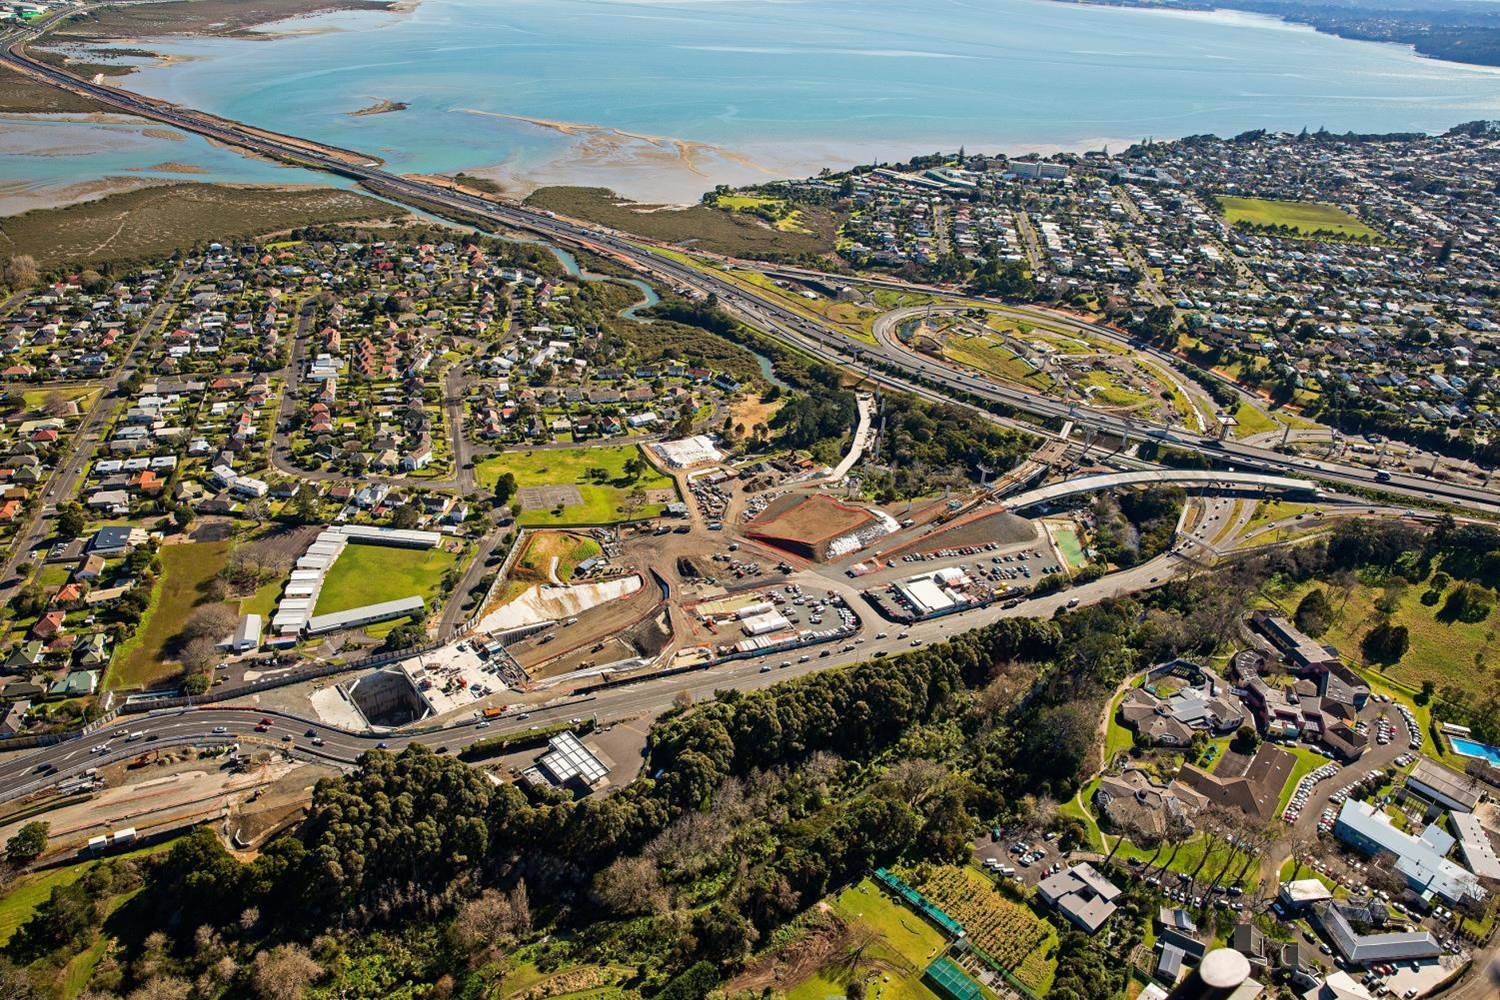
[1002,470,1319,511]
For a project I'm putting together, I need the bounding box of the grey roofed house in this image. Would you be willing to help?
[1037,863,1121,934]
[1158,907,1198,934]
[1155,943,1187,984]
[1311,903,1441,967]
[1156,925,1206,980]
[88,525,145,556]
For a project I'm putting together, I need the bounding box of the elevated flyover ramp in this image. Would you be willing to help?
[1003,470,1319,512]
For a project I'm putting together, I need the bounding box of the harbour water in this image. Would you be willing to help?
[9,0,1500,207]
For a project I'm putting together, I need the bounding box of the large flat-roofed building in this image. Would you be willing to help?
[1405,758,1483,814]
[1451,811,1500,880]
[1251,612,1337,670]
[1333,799,1483,905]
[650,434,723,469]
[305,596,425,636]
[336,524,442,549]
[538,732,608,788]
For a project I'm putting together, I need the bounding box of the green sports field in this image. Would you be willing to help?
[1216,196,1379,240]
[474,444,677,526]
[313,543,459,617]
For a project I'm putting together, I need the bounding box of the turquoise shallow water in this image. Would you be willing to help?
[8,0,1500,205]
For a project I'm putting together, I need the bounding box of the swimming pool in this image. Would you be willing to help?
[1449,736,1500,767]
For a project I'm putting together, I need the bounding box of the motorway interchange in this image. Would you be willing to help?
[1,13,1497,812]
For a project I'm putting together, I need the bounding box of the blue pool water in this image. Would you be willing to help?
[1449,736,1500,766]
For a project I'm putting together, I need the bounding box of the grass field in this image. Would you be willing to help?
[0,838,178,947]
[1080,368,1153,409]
[785,878,946,1000]
[516,531,601,584]
[239,577,283,620]
[1104,687,1137,764]
[475,444,677,526]
[1045,521,1088,572]
[714,193,813,233]
[1216,196,1380,241]
[0,184,405,269]
[941,334,1054,389]
[1271,576,1495,695]
[1229,400,1277,438]
[525,186,833,258]
[1243,500,1320,536]
[20,386,100,413]
[109,541,231,691]
[312,543,459,617]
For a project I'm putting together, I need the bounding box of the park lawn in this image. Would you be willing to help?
[1271,576,1496,697]
[1108,830,1258,890]
[21,385,100,412]
[1244,500,1319,536]
[239,577,283,620]
[312,544,459,617]
[829,878,946,968]
[475,444,677,527]
[942,335,1054,389]
[1215,196,1379,241]
[1104,690,1135,764]
[0,838,178,946]
[516,531,601,584]
[1275,745,1329,814]
[1230,401,1277,438]
[786,878,944,1000]
[1080,369,1152,408]
[108,541,232,691]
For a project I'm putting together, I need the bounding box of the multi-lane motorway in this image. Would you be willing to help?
[3,15,1500,790]
[4,25,1500,516]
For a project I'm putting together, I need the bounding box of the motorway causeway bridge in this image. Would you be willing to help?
[1001,470,1320,512]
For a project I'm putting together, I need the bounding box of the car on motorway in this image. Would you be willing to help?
[282,734,293,742]
[377,742,389,749]
[476,721,490,728]
[311,737,325,747]
[212,726,228,734]
[260,718,273,726]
